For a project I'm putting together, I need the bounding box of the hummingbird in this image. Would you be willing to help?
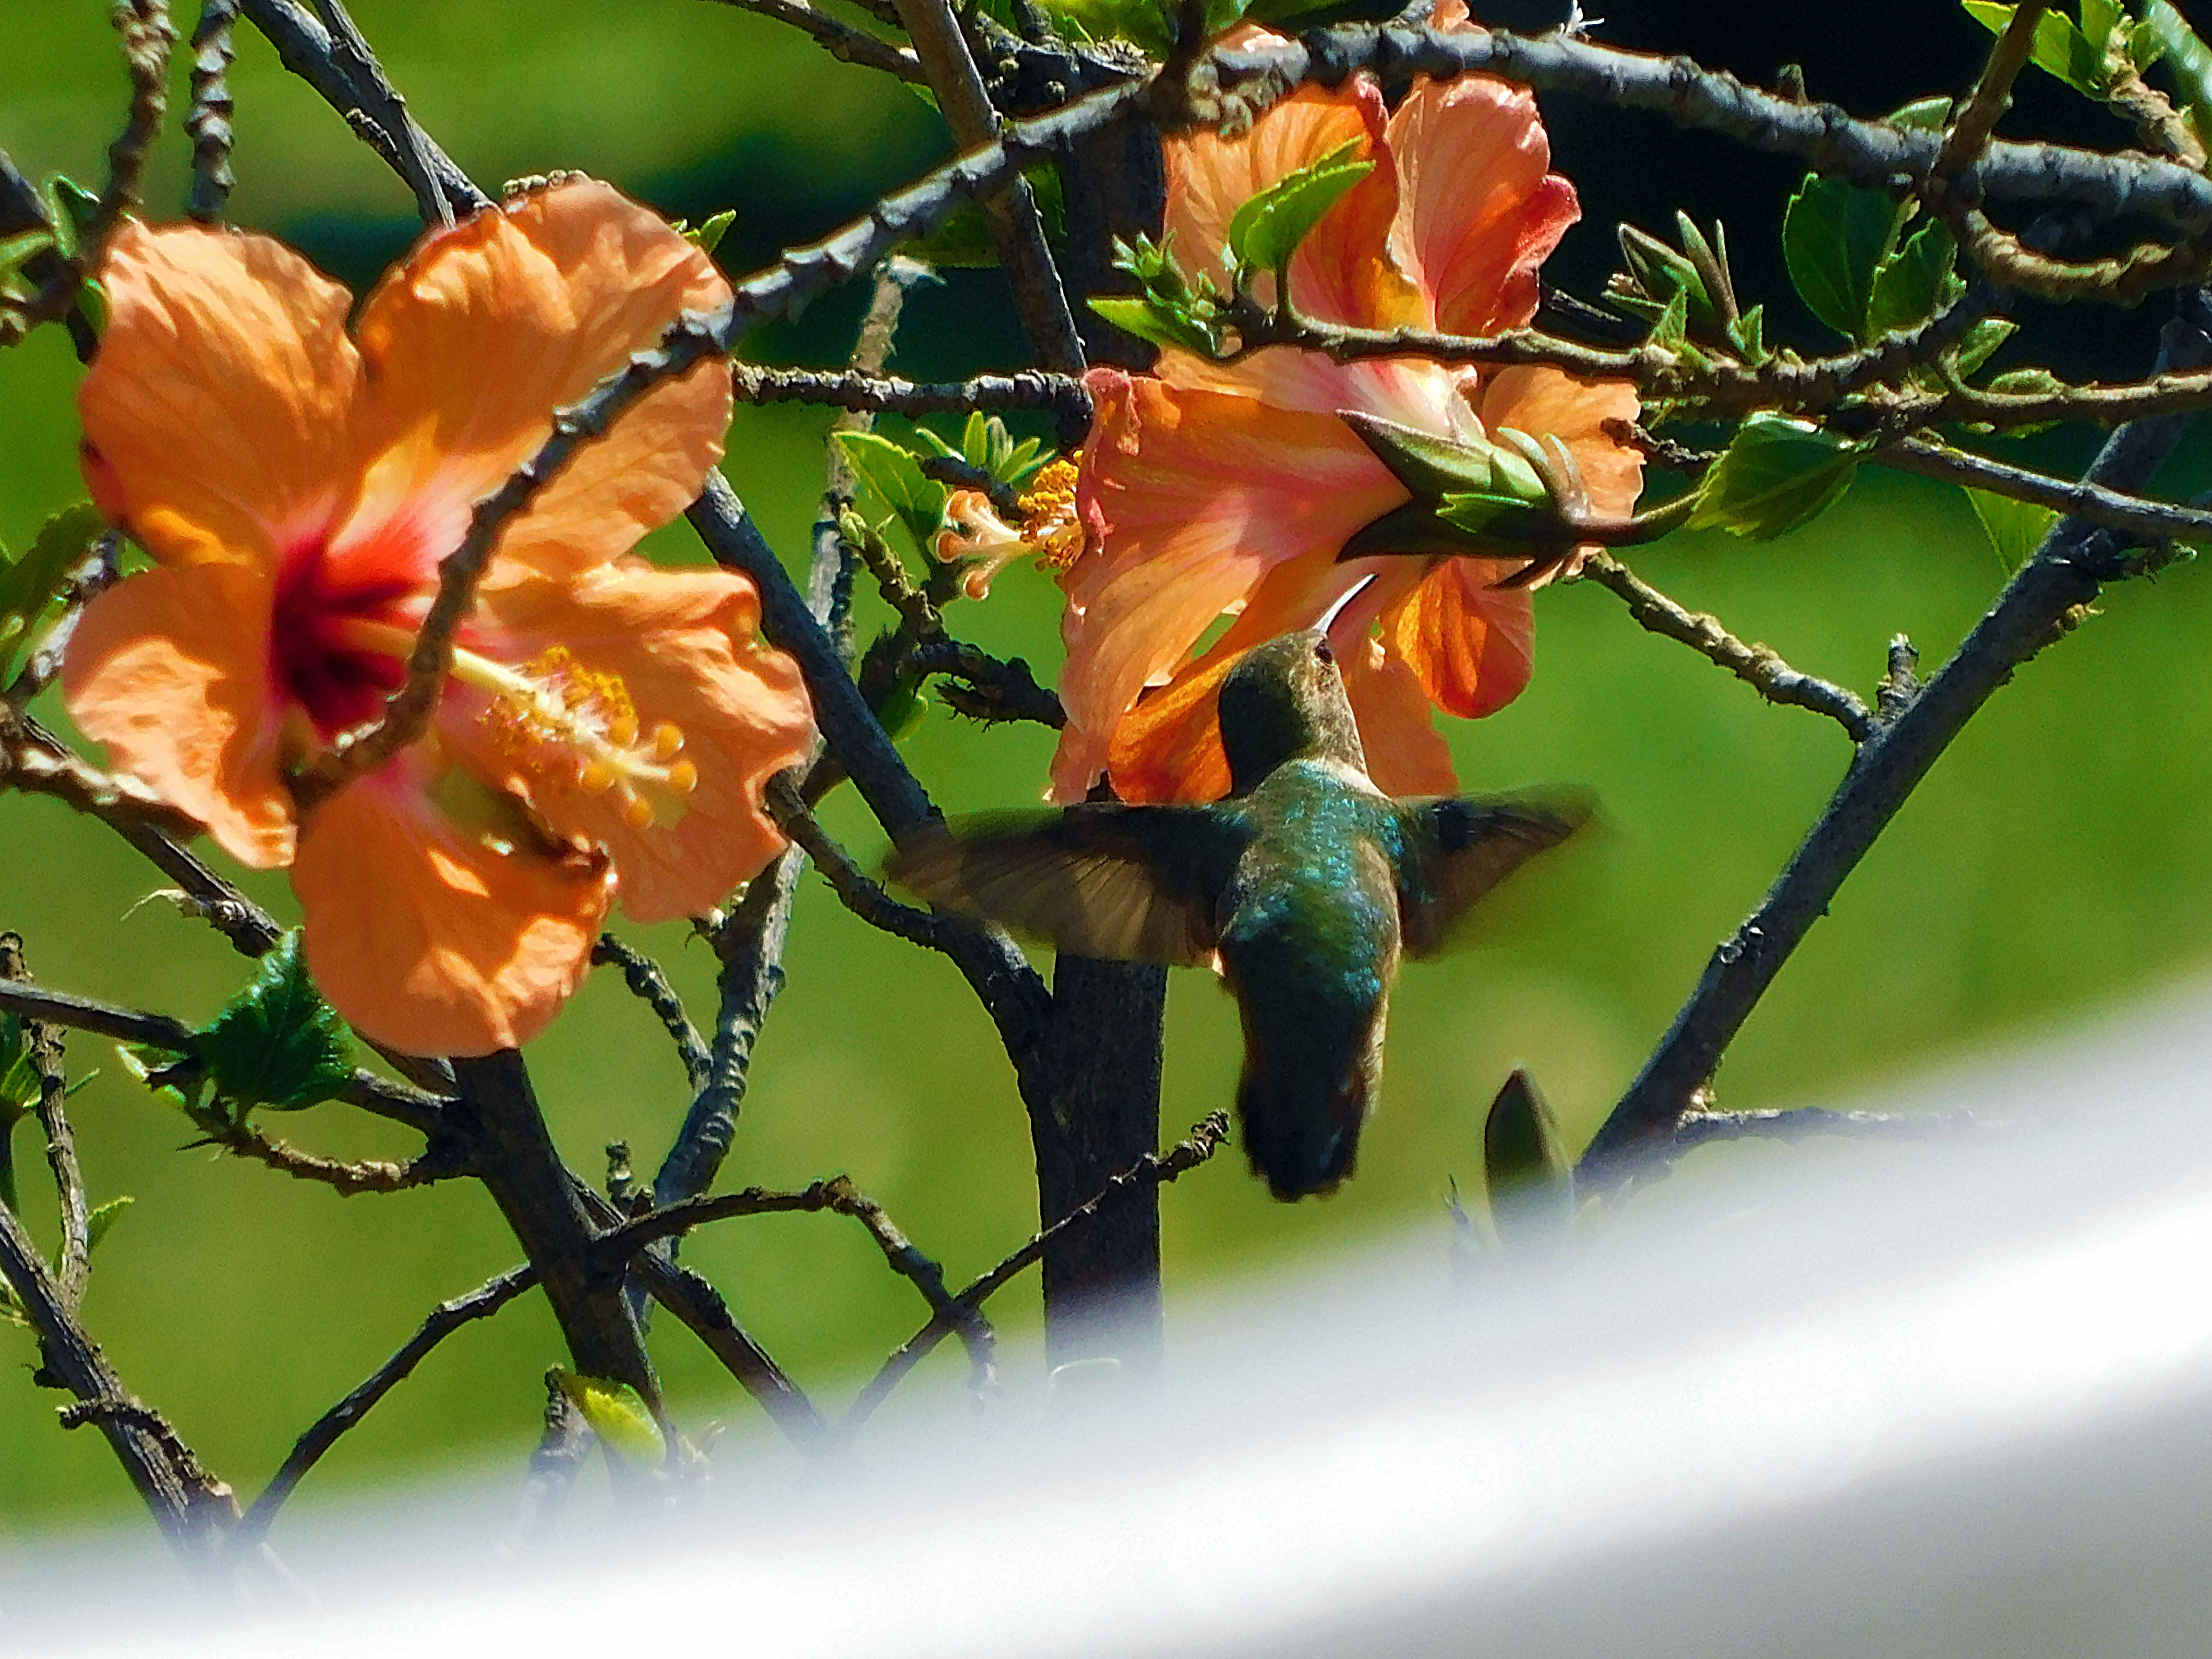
[886,629,1588,1200]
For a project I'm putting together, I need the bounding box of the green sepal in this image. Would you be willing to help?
[85,1195,132,1252]
[0,502,104,682]
[1335,410,1548,505]
[1690,412,1867,540]
[0,228,54,297]
[187,932,355,1116]
[832,431,951,556]
[1783,173,1903,342]
[550,1368,667,1463]
[1887,95,1955,128]
[39,175,99,263]
[1954,315,2018,376]
[1226,139,1373,283]
[1483,1069,1574,1245]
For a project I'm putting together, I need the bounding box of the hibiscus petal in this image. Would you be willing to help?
[1061,369,1402,795]
[1376,554,1535,721]
[1385,73,1578,337]
[1164,69,1413,331]
[82,222,361,566]
[446,559,814,922]
[349,179,733,582]
[292,761,610,1056]
[1336,626,1459,797]
[61,561,295,869]
[1478,365,1646,521]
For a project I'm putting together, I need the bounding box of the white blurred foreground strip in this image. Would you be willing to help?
[15,978,2212,1657]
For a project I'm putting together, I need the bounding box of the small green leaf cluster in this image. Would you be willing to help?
[833,411,1049,560]
[1090,233,1232,358]
[1964,0,2212,151]
[129,933,355,1126]
[1608,214,1770,366]
[0,502,104,683]
[670,209,735,258]
[1,171,107,335]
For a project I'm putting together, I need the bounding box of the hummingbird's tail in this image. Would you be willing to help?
[1233,994,1388,1202]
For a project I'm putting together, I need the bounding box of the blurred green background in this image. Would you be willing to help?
[5,0,2211,1543]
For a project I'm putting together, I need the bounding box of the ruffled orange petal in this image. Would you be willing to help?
[1478,365,1646,521]
[1385,74,1577,337]
[292,758,610,1056]
[1376,554,1535,721]
[81,222,362,566]
[61,561,295,868]
[445,560,814,922]
[1337,626,1458,797]
[1164,67,1411,330]
[350,179,733,582]
[1061,369,1403,794]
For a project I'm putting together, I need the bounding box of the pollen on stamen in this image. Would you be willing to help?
[475,643,704,829]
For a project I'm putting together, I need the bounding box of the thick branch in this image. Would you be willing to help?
[1579,309,2212,1190]
[186,0,239,221]
[734,364,1092,424]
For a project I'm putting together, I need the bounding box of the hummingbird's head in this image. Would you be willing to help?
[1218,628,1368,794]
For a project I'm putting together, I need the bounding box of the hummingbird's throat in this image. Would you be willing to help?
[331,620,698,831]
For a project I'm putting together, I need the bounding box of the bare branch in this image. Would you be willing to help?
[591,936,711,1096]
[735,363,1092,424]
[185,0,239,221]
[1669,1106,2005,1156]
[0,935,89,1308]
[1577,553,1876,741]
[184,1119,455,1196]
[1873,436,2212,547]
[1931,0,2045,192]
[626,1250,826,1442]
[232,1264,538,1546]
[702,0,925,82]
[843,1112,1230,1429]
[768,775,952,952]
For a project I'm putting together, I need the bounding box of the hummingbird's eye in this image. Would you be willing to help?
[1313,639,1334,666]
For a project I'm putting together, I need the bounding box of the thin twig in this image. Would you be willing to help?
[231,1263,538,1545]
[842,1112,1230,1429]
[1578,553,1875,740]
[1931,0,2045,193]
[0,936,90,1309]
[768,776,951,951]
[903,637,1066,728]
[627,1250,827,1442]
[1873,436,2212,547]
[702,0,925,82]
[185,0,239,221]
[183,1118,455,1196]
[1670,1106,2003,1155]
[591,936,711,1095]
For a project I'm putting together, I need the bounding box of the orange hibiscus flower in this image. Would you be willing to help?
[64,181,815,1056]
[1054,4,1643,804]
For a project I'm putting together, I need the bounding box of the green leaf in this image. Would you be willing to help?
[682,209,735,257]
[1087,294,1219,358]
[1691,413,1866,539]
[1483,1069,1574,1245]
[40,175,99,262]
[1955,315,2018,375]
[189,933,355,1115]
[85,1195,132,1252]
[1966,487,2060,568]
[1225,139,1374,279]
[2080,0,2122,52]
[832,431,950,555]
[551,1369,666,1463]
[1961,1,2104,91]
[0,228,53,294]
[1782,173,1903,341]
[0,502,103,681]
[1864,219,1959,342]
[2142,2,2212,149]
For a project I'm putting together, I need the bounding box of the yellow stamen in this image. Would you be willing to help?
[1016,457,1083,569]
[332,620,701,830]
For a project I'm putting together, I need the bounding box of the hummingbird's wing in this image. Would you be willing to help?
[884,805,1238,965]
[1393,791,1593,958]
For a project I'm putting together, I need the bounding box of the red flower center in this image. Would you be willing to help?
[271,538,416,739]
